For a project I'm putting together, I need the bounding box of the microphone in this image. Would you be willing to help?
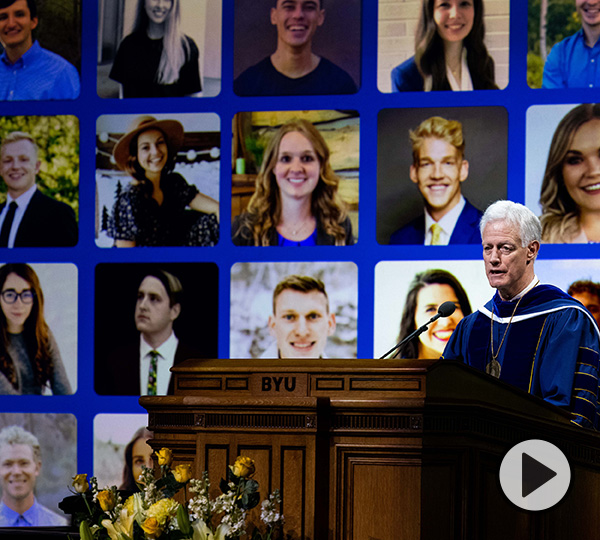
[379,301,457,359]
[437,300,456,318]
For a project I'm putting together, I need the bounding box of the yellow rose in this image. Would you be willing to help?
[231,456,255,478]
[97,490,116,512]
[147,498,178,525]
[141,516,163,538]
[72,474,89,493]
[156,448,173,467]
[172,464,192,483]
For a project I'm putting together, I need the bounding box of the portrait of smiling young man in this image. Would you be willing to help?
[543,0,600,88]
[389,116,483,245]
[443,200,600,430]
[0,0,80,100]
[233,0,359,96]
[263,275,336,359]
[0,131,78,248]
[0,425,67,527]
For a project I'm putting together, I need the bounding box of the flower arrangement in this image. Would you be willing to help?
[61,451,283,540]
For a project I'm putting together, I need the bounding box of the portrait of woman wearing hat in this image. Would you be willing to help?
[105,115,219,247]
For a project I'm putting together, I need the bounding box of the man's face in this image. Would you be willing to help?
[271,0,325,49]
[268,289,335,358]
[572,291,600,327]
[410,137,468,219]
[482,220,539,300]
[0,0,37,52]
[0,443,40,505]
[0,139,39,198]
[135,276,180,338]
[576,1,600,29]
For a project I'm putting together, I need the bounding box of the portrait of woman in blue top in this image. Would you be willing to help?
[109,0,202,98]
[232,119,354,246]
[391,0,497,92]
[0,264,71,395]
[107,115,219,247]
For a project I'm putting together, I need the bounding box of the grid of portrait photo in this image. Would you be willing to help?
[0,0,598,526]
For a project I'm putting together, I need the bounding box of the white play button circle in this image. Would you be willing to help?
[499,439,571,511]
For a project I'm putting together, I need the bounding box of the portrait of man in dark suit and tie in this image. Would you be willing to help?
[0,131,78,248]
[95,264,218,396]
[389,116,482,246]
[377,107,507,245]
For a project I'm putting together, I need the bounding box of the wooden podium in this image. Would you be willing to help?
[140,359,600,540]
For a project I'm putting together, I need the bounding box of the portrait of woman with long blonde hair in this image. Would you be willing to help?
[109,0,201,98]
[540,103,600,243]
[232,119,354,246]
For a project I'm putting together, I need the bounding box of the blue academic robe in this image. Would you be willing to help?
[389,199,483,245]
[443,284,600,429]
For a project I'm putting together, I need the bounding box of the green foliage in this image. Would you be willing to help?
[155,471,187,499]
[0,116,79,217]
[245,135,267,172]
[528,52,545,88]
[36,0,81,70]
[529,0,582,54]
[221,467,260,511]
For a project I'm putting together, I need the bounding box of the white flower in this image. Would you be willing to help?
[260,490,284,528]
[191,520,231,540]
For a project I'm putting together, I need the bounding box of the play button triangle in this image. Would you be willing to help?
[522,452,557,498]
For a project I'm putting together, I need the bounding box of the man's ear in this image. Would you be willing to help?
[30,17,38,31]
[170,303,181,322]
[409,165,418,184]
[459,159,469,183]
[327,313,336,336]
[527,240,540,263]
[317,8,325,26]
[268,315,276,337]
[34,160,41,175]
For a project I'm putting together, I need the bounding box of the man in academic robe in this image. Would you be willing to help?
[443,200,600,429]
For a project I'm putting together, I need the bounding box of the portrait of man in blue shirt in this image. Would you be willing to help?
[0,426,67,527]
[543,0,600,88]
[0,0,80,100]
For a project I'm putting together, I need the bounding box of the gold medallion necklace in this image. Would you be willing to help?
[486,281,540,378]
